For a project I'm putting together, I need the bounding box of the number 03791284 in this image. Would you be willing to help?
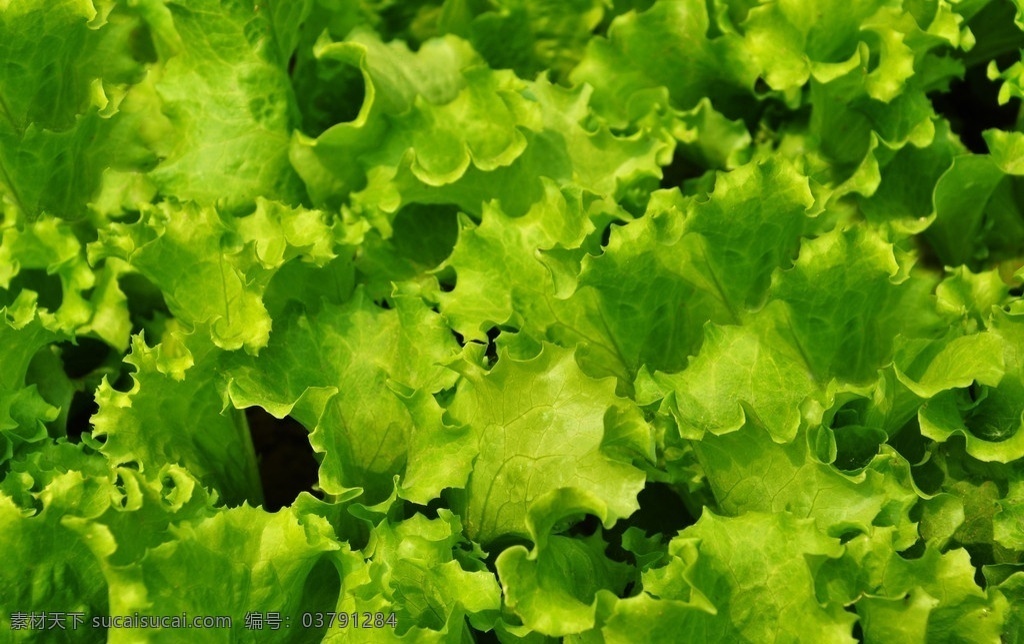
[300,612,398,629]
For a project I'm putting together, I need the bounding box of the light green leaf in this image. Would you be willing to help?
[131,0,306,210]
[499,533,630,637]
[89,199,337,352]
[770,225,915,383]
[226,289,460,502]
[446,344,645,544]
[0,470,110,628]
[438,180,592,342]
[935,266,1011,328]
[927,154,1005,267]
[570,157,815,383]
[692,424,919,541]
[571,0,757,123]
[841,532,1008,642]
[361,510,501,635]
[601,512,856,643]
[641,309,817,442]
[917,309,1024,462]
[985,129,1024,176]
[463,0,604,81]
[0,443,218,631]
[0,0,148,220]
[90,504,340,643]
[995,480,1024,551]
[496,488,633,636]
[0,215,131,342]
[0,292,69,464]
[92,325,263,506]
[895,330,1005,399]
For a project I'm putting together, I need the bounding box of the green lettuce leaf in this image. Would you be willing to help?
[0,0,148,221]
[495,488,633,636]
[89,199,338,352]
[599,512,856,643]
[91,324,263,506]
[445,344,646,544]
[0,293,69,465]
[129,0,309,210]
[226,289,460,502]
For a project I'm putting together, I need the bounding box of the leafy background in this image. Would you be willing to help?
[1,0,1024,641]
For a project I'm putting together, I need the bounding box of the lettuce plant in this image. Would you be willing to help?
[2,0,1024,641]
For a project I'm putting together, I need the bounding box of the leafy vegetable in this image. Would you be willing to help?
[2,0,1024,641]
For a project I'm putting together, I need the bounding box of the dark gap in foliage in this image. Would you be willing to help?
[69,217,102,245]
[159,472,177,503]
[601,521,635,565]
[914,234,947,273]
[599,222,614,248]
[1009,285,1023,297]
[451,329,466,347]
[22,486,45,514]
[483,535,532,573]
[890,418,930,470]
[403,497,445,521]
[471,627,501,644]
[838,528,864,545]
[108,210,141,226]
[929,51,1021,154]
[484,326,500,366]
[438,273,456,292]
[109,365,137,392]
[118,273,171,334]
[113,471,129,507]
[226,200,259,218]
[287,52,297,76]
[897,539,926,560]
[911,459,946,500]
[421,497,442,519]
[659,148,707,192]
[65,389,99,444]
[848,607,864,642]
[908,498,926,525]
[5,268,63,311]
[245,407,320,512]
[629,481,694,536]
[378,3,446,49]
[128,24,158,64]
[862,34,882,75]
[58,337,111,379]
[291,49,366,138]
[565,513,601,537]
[832,429,885,472]
[968,380,982,403]
[297,556,342,640]
[373,298,392,310]
[619,580,636,599]
[961,543,995,589]
[391,203,461,268]
[753,99,808,145]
